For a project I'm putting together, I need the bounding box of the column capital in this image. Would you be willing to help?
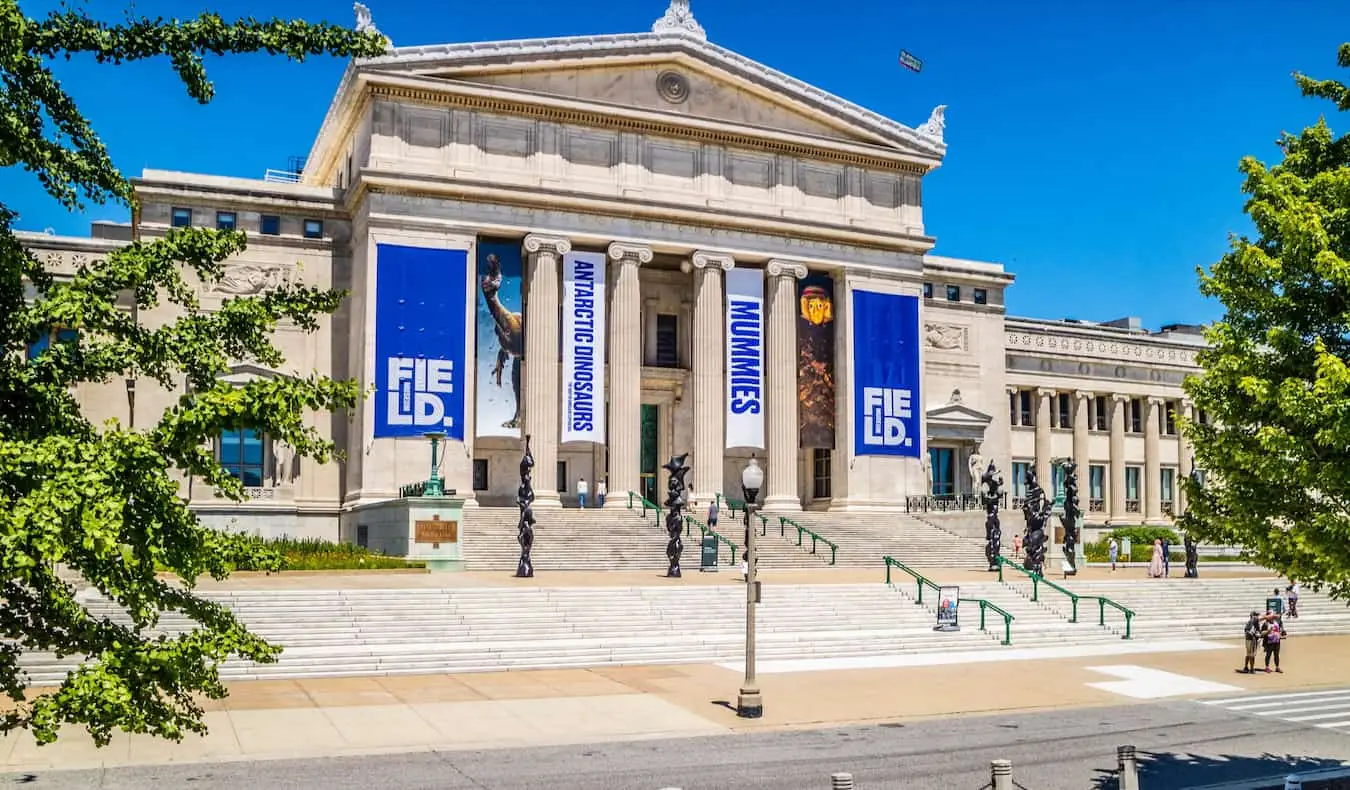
[523,234,571,256]
[1035,387,1057,398]
[1111,393,1133,403]
[607,242,653,265]
[1075,390,1095,400]
[691,251,735,271]
[1007,386,1020,395]
[1146,396,1166,406]
[766,259,808,279]
[644,295,659,306]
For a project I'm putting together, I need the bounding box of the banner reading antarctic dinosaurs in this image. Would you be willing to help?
[475,239,524,439]
[796,271,836,449]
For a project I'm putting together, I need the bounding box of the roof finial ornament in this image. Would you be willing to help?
[652,0,707,40]
[916,105,947,143]
[353,2,392,50]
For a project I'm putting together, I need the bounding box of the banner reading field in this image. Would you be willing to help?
[372,244,467,440]
[475,239,524,439]
[851,289,921,457]
[796,271,835,449]
[725,267,765,450]
[562,251,607,444]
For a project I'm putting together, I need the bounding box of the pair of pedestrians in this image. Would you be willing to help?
[1240,610,1286,674]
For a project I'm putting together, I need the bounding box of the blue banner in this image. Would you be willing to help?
[852,289,921,457]
[373,244,468,440]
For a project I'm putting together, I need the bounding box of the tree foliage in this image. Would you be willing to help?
[0,1,385,745]
[1182,43,1350,600]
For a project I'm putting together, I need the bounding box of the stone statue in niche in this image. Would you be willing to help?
[980,462,1004,572]
[662,453,691,577]
[1021,468,1051,575]
[967,446,984,495]
[272,441,294,485]
[515,435,536,578]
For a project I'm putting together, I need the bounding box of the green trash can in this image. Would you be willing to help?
[700,534,719,572]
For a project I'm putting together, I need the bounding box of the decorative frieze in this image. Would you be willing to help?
[924,322,968,352]
[1005,330,1199,367]
[210,264,293,295]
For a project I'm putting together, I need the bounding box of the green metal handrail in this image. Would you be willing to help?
[883,555,941,606]
[995,555,1083,622]
[685,515,738,564]
[626,491,663,525]
[885,557,1015,645]
[1091,596,1136,640]
[966,598,1015,646]
[715,494,769,533]
[779,516,838,565]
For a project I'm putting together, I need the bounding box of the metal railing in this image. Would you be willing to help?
[626,491,663,526]
[685,514,737,564]
[995,555,1134,638]
[714,493,769,532]
[263,168,302,183]
[399,478,445,498]
[903,493,1009,514]
[883,556,1015,645]
[779,516,838,565]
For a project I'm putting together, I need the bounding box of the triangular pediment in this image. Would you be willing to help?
[357,33,945,160]
[927,401,993,427]
[219,363,291,386]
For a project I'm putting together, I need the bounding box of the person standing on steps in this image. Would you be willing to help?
[576,476,588,509]
[1161,537,1172,578]
[596,478,608,508]
[1240,611,1261,674]
[1287,583,1300,618]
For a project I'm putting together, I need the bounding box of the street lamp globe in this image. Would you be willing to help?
[741,458,764,500]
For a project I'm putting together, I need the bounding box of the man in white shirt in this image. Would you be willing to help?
[577,476,589,508]
[596,478,608,507]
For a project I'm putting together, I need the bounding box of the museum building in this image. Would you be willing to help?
[18,1,1210,539]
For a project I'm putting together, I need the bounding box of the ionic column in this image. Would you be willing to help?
[691,251,734,500]
[763,260,806,511]
[1144,396,1164,524]
[1035,388,1053,489]
[1177,401,1195,516]
[1108,394,1129,524]
[1073,391,1093,497]
[643,296,658,366]
[606,243,652,506]
[522,234,570,508]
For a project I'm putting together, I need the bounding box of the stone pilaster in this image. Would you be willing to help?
[606,242,652,506]
[643,296,658,366]
[1073,391,1093,503]
[1177,401,1195,516]
[522,233,570,508]
[1144,396,1164,524]
[1108,394,1129,524]
[1035,388,1054,489]
[763,260,807,511]
[691,251,734,500]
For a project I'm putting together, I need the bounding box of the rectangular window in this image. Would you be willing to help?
[1011,462,1030,499]
[922,282,933,299]
[1050,463,1065,499]
[1128,398,1143,433]
[1092,395,1108,431]
[473,459,489,491]
[1125,466,1141,513]
[1089,464,1106,512]
[260,214,281,235]
[655,313,679,368]
[215,211,237,230]
[356,524,369,548]
[812,448,832,500]
[1164,402,1178,435]
[171,207,192,228]
[27,327,78,360]
[556,461,567,494]
[302,219,324,239]
[220,428,265,487]
[945,285,961,302]
[1160,467,1175,509]
[1197,409,1210,426]
[973,288,988,305]
[1018,390,1032,426]
[1055,393,1071,429]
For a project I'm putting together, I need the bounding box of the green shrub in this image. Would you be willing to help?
[165,536,424,573]
[1107,526,1181,547]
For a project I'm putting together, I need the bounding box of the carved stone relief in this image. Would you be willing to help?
[925,322,968,352]
[210,264,292,295]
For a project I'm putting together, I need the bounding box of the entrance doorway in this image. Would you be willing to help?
[640,403,659,503]
[928,446,956,497]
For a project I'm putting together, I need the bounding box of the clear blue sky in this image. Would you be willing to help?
[7,0,1350,328]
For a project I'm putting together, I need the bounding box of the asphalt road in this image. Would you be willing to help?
[5,699,1350,790]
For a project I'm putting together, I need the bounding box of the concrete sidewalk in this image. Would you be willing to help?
[4,634,1345,773]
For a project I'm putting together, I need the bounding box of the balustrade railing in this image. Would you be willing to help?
[903,492,1008,514]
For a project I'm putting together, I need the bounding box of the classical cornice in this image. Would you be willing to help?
[346,173,938,256]
[306,28,946,179]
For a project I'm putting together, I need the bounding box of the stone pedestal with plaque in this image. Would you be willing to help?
[343,495,466,572]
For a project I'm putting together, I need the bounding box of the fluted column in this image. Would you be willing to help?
[1073,391,1092,495]
[1034,388,1053,489]
[1144,396,1164,524]
[606,242,652,506]
[1177,401,1195,516]
[643,296,658,366]
[522,234,569,508]
[1108,394,1128,524]
[763,260,806,511]
[691,251,733,500]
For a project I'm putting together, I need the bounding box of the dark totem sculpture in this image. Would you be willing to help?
[662,453,691,577]
[1021,469,1052,575]
[979,462,1004,572]
[1060,460,1082,576]
[1184,533,1199,578]
[514,434,536,578]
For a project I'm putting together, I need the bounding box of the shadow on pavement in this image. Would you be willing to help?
[1089,751,1348,789]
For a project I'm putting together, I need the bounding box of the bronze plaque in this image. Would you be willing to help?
[415,519,458,544]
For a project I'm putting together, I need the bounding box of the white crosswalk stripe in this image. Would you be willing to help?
[1201,687,1350,733]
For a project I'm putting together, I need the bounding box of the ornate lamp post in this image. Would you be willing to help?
[422,432,446,497]
[737,457,765,719]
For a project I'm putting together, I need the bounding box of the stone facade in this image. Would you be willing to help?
[15,2,1206,538]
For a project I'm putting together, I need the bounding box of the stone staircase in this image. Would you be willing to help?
[763,510,991,569]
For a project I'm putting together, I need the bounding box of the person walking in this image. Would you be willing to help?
[596,478,608,508]
[1240,611,1261,674]
[1108,537,1119,572]
[1262,616,1284,673]
[1013,533,1023,558]
[1148,539,1165,578]
[1287,583,1300,619]
[576,476,589,508]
